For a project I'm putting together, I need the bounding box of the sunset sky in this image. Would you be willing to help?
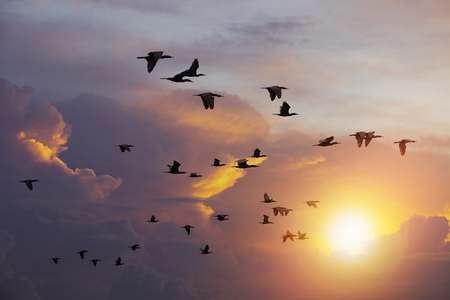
[2,0,450,299]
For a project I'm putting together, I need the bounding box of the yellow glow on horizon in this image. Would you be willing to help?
[196,203,214,218]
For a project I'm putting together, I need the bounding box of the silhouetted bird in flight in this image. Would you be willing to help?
[161,73,193,83]
[297,232,309,240]
[274,101,298,117]
[77,250,88,259]
[261,193,276,203]
[282,230,297,243]
[115,257,124,266]
[165,160,186,174]
[19,179,39,190]
[259,215,274,224]
[313,136,340,147]
[394,139,416,156]
[193,92,223,110]
[232,159,258,169]
[50,257,61,264]
[261,86,288,101]
[182,225,195,235]
[90,259,101,267]
[200,245,212,254]
[272,206,293,216]
[189,173,202,178]
[136,51,173,73]
[251,148,267,158]
[128,244,141,251]
[116,144,134,152]
[147,215,159,223]
[214,214,229,221]
[349,131,366,148]
[178,58,205,77]
[212,158,226,167]
[364,131,382,147]
[304,201,320,208]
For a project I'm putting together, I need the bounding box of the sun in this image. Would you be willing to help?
[326,212,374,255]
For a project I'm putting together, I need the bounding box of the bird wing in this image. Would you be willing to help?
[204,245,209,252]
[312,203,317,208]
[26,181,33,190]
[253,148,261,157]
[201,94,214,109]
[273,86,282,99]
[172,160,181,172]
[264,193,270,202]
[151,215,156,222]
[289,236,294,241]
[280,102,290,115]
[263,215,269,223]
[119,145,126,152]
[185,226,190,235]
[399,143,406,156]
[273,208,279,216]
[325,136,334,143]
[283,236,288,243]
[268,88,276,101]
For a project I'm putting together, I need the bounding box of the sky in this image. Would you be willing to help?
[2,0,450,299]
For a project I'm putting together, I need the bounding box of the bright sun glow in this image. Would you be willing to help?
[327,213,374,255]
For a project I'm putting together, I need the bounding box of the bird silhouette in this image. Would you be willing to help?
[115,257,124,266]
[136,51,173,73]
[232,159,258,169]
[147,215,159,223]
[273,101,298,117]
[364,131,382,147]
[90,259,101,267]
[394,139,416,156]
[297,231,309,240]
[128,244,141,251]
[259,215,274,224]
[116,144,134,152]
[165,160,186,174]
[212,158,226,167]
[193,92,223,110]
[178,58,205,77]
[19,179,39,190]
[214,214,229,221]
[77,250,88,260]
[182,225,195,235]
[200,244,212,254]
[189,173,202,178]
[261,193,276,203]
[272,206,293,216]
[50,257,61,264]
[349,132,366,148]
[313,136,340,147]
[261,86,288,101]
[251,148,267,158]
[282,230,297,243]
[304,201,320,208]
[161,73,193,83]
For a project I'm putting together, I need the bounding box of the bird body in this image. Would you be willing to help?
[313,136,340,147]
[128,244,141,251]
[182,225,195,235]
[212,158,225,167]
[304,201,320,208]
[147,215,159,223]
[165,160,186,174]
[274,101,298,117]
[115,257,124,266]
[189,173,202,178]
[394,139,416,156]
[137,51,173,73]
[261,86,287,101]
[19,179,39,190]
[161,74,193,83]
[282,230,297,243]
[193,92,223,110]
[214,214,229,221]
[200,244,212,254]
[116,144,134,152]
[261,193,276,203]
[259,215,274,224]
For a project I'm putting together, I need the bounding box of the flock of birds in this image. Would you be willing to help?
[17,51,418,267]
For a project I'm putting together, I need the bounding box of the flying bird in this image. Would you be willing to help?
[212,158,226,167]
[193,92,223,110]
[261,193,276,203]
[313,136,340,147]
[90,259,101,267]
[259,215,274,224]
[349,131,366,148]
[232,159,258,169]
[364,131,382,147]
[161,73,193,83]
[178,58,205,77]
[136,51,173,73]
[304,201,320,208]
[273,101,298,117]
[128,244,141,251]
[147,215,159,223]
[50,257,61,264]
[182,225,195,235]
[214,214,229,221]
[261,86,288,101]
[251,148,267,158]
[272,206,293,216]
[200,245,212,254]
[165,160,186,174]
[189,173,202,178]
[116,144,134,152]
[297,232,309,240]
[115,257,124,266]
[282,230,297,243]
[394,139,416,156]
[19,179,39,190]
[77,250,88,260]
